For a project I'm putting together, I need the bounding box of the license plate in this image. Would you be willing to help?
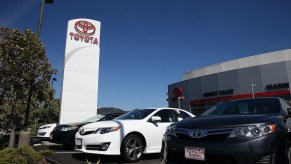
[185,147,205,161]
[75,138,82,146]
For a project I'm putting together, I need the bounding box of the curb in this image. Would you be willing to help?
[45,156,61,164]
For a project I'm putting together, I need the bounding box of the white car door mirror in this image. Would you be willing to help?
[177,117,183,121]
[151,116,162,122]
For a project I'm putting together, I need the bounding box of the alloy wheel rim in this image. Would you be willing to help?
[125,138,143,160]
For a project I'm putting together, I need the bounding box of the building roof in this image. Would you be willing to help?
[183,49,291,80]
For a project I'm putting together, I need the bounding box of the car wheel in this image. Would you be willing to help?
[287,146,291,164]
[160,140,167,162]
[121,134,144,163]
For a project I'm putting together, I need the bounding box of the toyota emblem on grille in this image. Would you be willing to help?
[74,20,96,36]
[79,127,85,135]
[192,130,203,138]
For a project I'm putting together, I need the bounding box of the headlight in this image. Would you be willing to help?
[60,126,78,131]
[229,124,276,138]
[94,126,120,134]
[165,125,177,136]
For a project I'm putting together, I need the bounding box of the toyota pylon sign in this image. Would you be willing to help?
[60,18,101,123]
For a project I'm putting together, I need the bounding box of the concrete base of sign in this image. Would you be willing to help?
[18,132,31,147]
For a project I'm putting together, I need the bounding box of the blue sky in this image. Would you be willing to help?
[1,0,291,111]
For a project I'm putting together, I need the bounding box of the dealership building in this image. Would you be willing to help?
[168,49,291,116]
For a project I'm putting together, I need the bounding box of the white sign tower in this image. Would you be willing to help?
[60,18,101,123]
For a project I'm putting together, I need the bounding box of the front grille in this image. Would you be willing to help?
[198,134,229,142]
[86,145,102,150]
[176,133,193,141]
[80,130,95,135]
[53,125,68,131]
[38,132,46,136]
[175,128,234,142]
[255,154,273,164]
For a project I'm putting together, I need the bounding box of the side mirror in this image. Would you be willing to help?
[151,116,162,122]
[287,108,291,116]
[177,117,183,121]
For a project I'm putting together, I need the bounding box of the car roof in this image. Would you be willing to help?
[100,112,126,116]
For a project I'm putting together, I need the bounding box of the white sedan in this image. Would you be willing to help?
[75,108,194,162]
[37,123,57,138]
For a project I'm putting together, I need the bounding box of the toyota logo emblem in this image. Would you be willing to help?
[79,127,85,135]
[192,130,203,138]
[75,20,96,36]
[173,88,183,97]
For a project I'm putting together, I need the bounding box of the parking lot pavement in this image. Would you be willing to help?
[33,141,161,164]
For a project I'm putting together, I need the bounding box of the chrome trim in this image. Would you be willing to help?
[175,127,235,139]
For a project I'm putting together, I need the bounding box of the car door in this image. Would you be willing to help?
[146,109,175,152]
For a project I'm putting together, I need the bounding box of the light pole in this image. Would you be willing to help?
[177,97,184,109]
[24,0,54,129]
[51,77,57,86]
[37,0,54,37]
[249,83,256,98]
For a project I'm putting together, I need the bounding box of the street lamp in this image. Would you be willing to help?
[51,77,57,86]
[37,0,54,37]
[24,0,54,128]
[249,83,256,98]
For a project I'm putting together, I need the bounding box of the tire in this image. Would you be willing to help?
[287,147,291,164]
[160,141,167,162]
[285,138,291,164]
[121,134,144,163]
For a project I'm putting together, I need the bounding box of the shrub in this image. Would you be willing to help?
[0,146,53,164]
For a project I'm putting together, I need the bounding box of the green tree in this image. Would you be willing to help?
[0,27,58,147]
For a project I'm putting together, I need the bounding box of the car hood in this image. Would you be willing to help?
[56,122,90,127]
[39,123,56,128]
[82,119,142,129]
[176,114,282,129]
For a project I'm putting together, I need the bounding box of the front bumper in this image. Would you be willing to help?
[75,131,121,155]
[50,130,77,145]
[165,133,283,164]
[37,129,51,138]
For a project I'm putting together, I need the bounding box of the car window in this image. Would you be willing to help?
[173,110,192,121]
[154,109,175,123]
[201,98,280,116]
[179,111,192,119]
[83,115,106,122]
[100,114,120,121]
[279,98,291,114]
[116,109,155,120]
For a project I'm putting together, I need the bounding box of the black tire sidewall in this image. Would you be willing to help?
[288,147,291,164]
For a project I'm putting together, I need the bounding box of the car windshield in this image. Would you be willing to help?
[201,98,280,116]
[82,115,106,122]
[116,109,156,120]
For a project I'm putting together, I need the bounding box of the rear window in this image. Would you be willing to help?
[201,98,280,116]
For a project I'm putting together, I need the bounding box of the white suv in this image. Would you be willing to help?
[75,108,194,162]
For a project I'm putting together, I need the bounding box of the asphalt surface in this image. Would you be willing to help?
[33,141,161,164]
